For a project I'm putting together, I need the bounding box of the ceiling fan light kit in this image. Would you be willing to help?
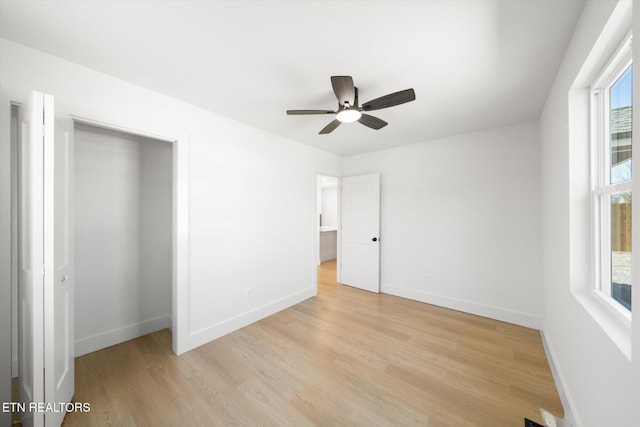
[287,76,416,134]
[336,108,362,123]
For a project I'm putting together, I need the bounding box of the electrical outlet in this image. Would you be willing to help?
[244,288,252,300]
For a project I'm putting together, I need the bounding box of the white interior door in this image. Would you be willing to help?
[44,105,74,427]
[18,91,73,427]
[340,173,380,293]
[19,92,46,427]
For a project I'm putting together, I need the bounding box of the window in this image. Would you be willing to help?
[591,34,632,315]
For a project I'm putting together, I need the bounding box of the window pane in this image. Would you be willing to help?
[611,191,632,311]
[610,65,632,184]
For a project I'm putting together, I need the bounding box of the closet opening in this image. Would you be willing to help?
[74,123,174,356]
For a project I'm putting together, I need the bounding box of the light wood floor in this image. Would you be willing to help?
[61,260,562,427]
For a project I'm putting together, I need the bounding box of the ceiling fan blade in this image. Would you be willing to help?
[358,114,388,130]
[331,76,355,106]
[287,109,335,115]
[319,119,341,134]
[362,88,416,111]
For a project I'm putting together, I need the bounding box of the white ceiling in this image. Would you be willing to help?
[0,0,585,156]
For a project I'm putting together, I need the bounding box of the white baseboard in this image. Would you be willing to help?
[75,315,172,357]
[383,284,541,329]
[182,287,316,354]
[540,328,582,427]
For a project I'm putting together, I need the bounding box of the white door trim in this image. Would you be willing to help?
[0,95,13,427]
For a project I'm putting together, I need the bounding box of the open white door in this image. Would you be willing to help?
[18,91,74,427]
[44,102,74,426]
[19,92,46,427]
[340,173,380,293]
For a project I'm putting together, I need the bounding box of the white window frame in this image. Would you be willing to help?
[590,32,633,326]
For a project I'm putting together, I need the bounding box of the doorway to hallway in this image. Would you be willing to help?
[317,174,338,293]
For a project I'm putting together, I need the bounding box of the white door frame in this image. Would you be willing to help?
[68,114,190,355]
[0,96,13,427]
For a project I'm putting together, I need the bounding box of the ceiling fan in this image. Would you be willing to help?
[286,76,416,134]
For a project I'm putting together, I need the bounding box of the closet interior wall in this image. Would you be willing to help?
[74,123,172,356]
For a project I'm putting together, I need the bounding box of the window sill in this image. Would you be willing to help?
[572,289,631,360]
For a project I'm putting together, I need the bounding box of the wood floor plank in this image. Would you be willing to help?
[58,259,563,426]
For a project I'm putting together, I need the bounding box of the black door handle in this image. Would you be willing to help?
[372,237,378,242]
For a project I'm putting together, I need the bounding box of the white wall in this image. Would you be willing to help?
[539,1,638,426]
[0,38,343,353]
[74,124,172,356]
[140,140,173,325]
[343,121,542,328]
